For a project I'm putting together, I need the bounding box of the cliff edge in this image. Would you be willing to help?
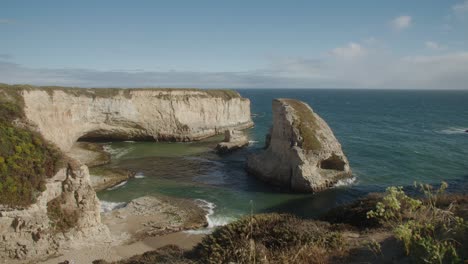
[3,84,253,152]
[247,99,351,192]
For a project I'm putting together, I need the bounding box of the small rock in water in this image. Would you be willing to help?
[215,130,249,154]
[465,129,468,133]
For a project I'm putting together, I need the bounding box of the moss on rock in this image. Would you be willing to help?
[282,99,322,151]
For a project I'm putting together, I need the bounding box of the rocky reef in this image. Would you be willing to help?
[247,99,351,192]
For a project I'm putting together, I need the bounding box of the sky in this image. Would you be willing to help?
[1,0,468,89]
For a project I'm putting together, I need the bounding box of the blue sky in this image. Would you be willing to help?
[1,0,467,89]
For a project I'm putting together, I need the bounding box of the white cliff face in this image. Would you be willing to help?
[0,164,110,261]
[247,99,352,192]
[21,89,253,152]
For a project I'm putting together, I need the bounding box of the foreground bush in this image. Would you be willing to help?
[367,182,468,264]
[193,213,346,264]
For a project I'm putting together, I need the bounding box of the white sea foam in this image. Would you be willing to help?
[134,172,145,179]
[248,140,259,146]
[184,199,235,234]
[100,200,126,213]
[103,144,132,159]
[107,180,127,190]
[334,177,357,187]
[124,140,136,143]
[438,127,468,135]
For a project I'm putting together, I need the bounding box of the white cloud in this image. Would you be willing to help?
[425,41,445,50]
[329,42,366,58]
[453,0,468,13]
[391,15,412,30]
[1,49,468,90]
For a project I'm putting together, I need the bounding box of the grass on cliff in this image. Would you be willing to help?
[0,83,241,100]
[0,88,63,208]
[282,99,322,151]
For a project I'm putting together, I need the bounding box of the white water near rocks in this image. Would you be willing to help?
[134,172,145,179]
[334,177,357,187]
[185,199,235,234]
[107,181,128,190]
[100,200,127,213]
[437,127,468,135]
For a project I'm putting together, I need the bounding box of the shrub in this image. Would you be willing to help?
[47,194,80,233]
[367,182,468,264]
[0,89,62,207]
[193,213,346,264]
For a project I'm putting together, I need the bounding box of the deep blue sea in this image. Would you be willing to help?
[97,89,468,226]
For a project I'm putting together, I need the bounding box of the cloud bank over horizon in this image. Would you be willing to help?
[1,1,467,90]
[1,47,468,90]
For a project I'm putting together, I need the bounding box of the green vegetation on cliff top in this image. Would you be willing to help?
[0,83,241,100]
[281,98,322,151]
[0,88,62,208]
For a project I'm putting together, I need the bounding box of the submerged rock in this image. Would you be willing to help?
[215,129,249,154]
[247,99,352,192]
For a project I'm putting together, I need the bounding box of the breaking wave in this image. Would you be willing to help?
[185,199,235,234]
[334,177,357,187]
[437,127,467,135]
[100,200,126,213]
[107,180,127,190]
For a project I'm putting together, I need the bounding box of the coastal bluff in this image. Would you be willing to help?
[247,99,351,192]
[16,86,253,151]
[0,84,253,262]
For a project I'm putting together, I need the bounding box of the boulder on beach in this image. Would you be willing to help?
[247,99,352,192]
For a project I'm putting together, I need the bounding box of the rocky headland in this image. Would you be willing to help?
[247,98,352,192]
[0,84,253,263]
[19,85,253,152]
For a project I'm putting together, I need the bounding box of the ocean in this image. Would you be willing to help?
[96,89,468,227]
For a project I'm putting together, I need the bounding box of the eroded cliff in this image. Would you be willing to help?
[0,163,110,261]
[19,86,253,151]
[0,84,253,262]
[247,99,352,192]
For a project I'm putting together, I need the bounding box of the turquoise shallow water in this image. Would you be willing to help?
[97,89,468,223]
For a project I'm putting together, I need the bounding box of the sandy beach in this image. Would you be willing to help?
[42,231,204,264]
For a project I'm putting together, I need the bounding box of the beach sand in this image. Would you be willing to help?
[42,231,204,264]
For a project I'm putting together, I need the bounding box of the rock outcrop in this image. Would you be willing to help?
[101,195,207,239]
[247,99,351,192]
[18,87,253,152]
[0,85,253,262]
[0,163,110,261]
[215,129,249,154]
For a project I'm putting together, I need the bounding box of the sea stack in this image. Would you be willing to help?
[247,99,352,192]
[215,129,249,154]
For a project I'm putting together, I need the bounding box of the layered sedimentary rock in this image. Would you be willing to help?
[247,99,351,192]
[0,163,110,261]
[0,85,253,262]
[19,87,253,151]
